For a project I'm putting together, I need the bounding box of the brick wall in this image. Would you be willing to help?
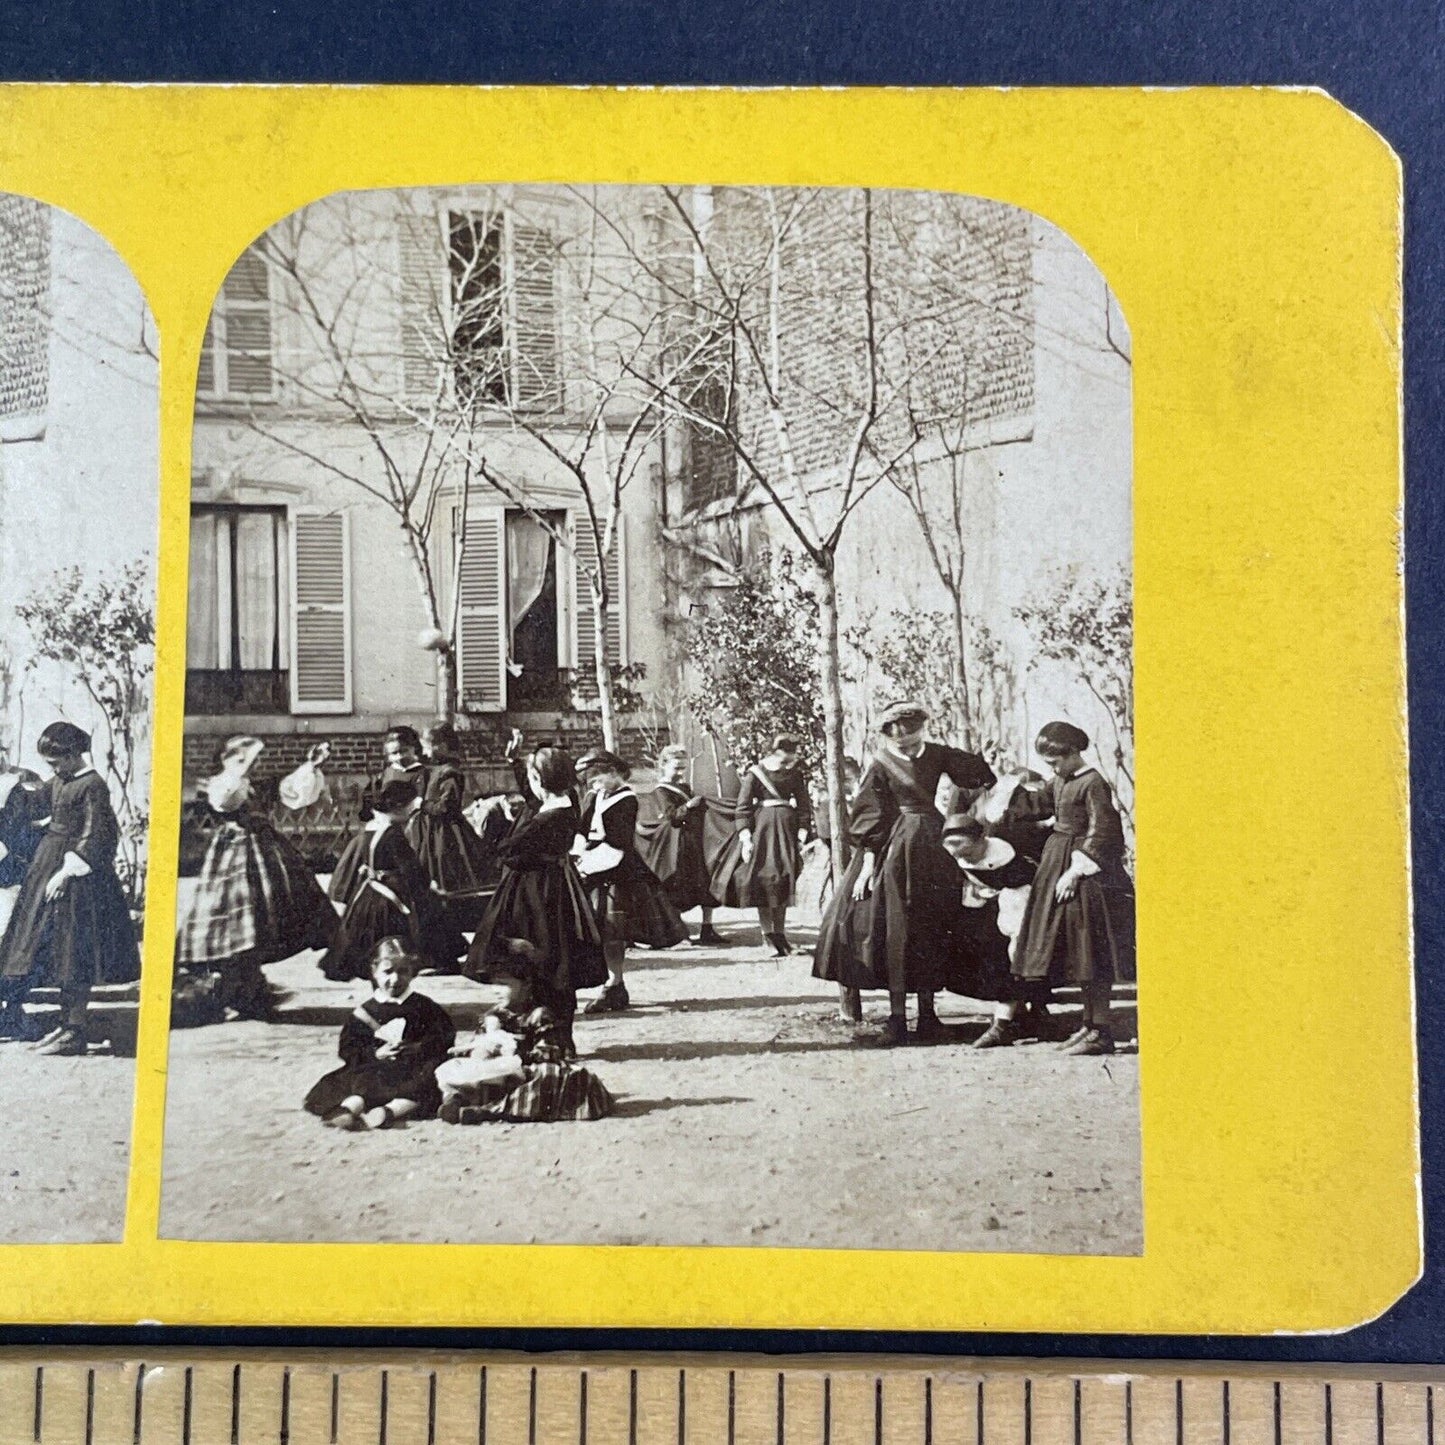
[182,721,670,788]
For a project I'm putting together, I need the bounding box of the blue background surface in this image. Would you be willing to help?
[0,0,1441,1361]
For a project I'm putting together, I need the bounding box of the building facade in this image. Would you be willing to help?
[185,186,673,781]
[184,185,1132,822]
[0,197,158,780]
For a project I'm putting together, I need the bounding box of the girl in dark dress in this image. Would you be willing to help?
[408,722,495,902]
[328,726,426,906]
[576,750,688,1015]
[0,766,46,890]
[304,936,455,1129]
[1012,722,1135,1056]
[636,745,724,946]
[940,813,1044,1047]
[710,734,813,958]
[465,746,606,1057]
[174,736,338,1019]
[0,722,140,1055]
[813,702,995,1048]
[319,779,467,981]
[960,768,1059,1047]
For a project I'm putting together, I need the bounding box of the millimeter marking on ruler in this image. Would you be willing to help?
[6,1359,1445,1445]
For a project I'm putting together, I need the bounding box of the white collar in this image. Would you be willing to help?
[366,814,395,834]
[596,786,633,814]
[72,766,95,780]
[371,986,413,1005]
[538,795,570,814]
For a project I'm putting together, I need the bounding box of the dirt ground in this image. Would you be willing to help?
[0,987,137,1244]
[160,893,1142,1254]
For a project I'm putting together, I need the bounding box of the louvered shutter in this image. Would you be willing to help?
[570,513,627,690]
[289,510,352,715]
[196,317,217,395]
[456,503,507,713]
[397,210,447,402]
[220,248,274,397]
[507,219,559,410]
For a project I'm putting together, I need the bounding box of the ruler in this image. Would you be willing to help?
[0,1357,1440,1445]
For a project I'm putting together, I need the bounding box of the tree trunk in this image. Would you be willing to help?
[402,522,453,721]
[813,555,851,882]
[435,647,457,724]
[947,582,974,749]
[591,583,618,751]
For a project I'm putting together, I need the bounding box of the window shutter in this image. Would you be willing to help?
[397,210,447,402]
[196,318,216,395]
[506,219,560,410]
[220,248,274,397]
[456,503,507,713]
[570,512,627,690]
[289,510,352,715]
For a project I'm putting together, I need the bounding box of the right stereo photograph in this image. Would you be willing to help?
[159,181,1137,1255]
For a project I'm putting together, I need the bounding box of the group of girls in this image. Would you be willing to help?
[174,724,695,1054]
[0,722,141,1055]
[813,703,1135,1055]
[175,703,1134,1064]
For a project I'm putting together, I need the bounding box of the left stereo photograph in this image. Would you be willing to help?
[0,196,158,1243]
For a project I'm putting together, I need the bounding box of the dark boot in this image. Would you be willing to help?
[697,924,727,946]
[856,1014,909,1048]
[912,1004,948,1043]
[0,998,43,1042]
[583,980,631,1015]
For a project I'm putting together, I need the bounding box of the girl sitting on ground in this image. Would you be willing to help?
[304,935,455,1130]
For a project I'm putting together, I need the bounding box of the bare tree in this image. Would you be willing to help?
[234,191,697,745]
[229,196,485,720]
[578,185,959,878]
[450,191,695,748]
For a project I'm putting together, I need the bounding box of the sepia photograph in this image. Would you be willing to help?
[160,182,1138,1253]
[0,196,158,1243]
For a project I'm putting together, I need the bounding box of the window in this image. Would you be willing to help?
[185,504,290,714]
[682,373,738,514]
[398,209,560,412]
[447,503,626,714]
[197,247,274,400]
[506,510,565,709]
[447,212,507,406]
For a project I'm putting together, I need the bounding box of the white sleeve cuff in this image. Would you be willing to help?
[1070,849,1101,877]
[60,851,93,879]
[0,841,8,864]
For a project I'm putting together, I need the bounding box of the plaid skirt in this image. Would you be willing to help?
[176,817,337,969]
[445,1062,614,1122]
